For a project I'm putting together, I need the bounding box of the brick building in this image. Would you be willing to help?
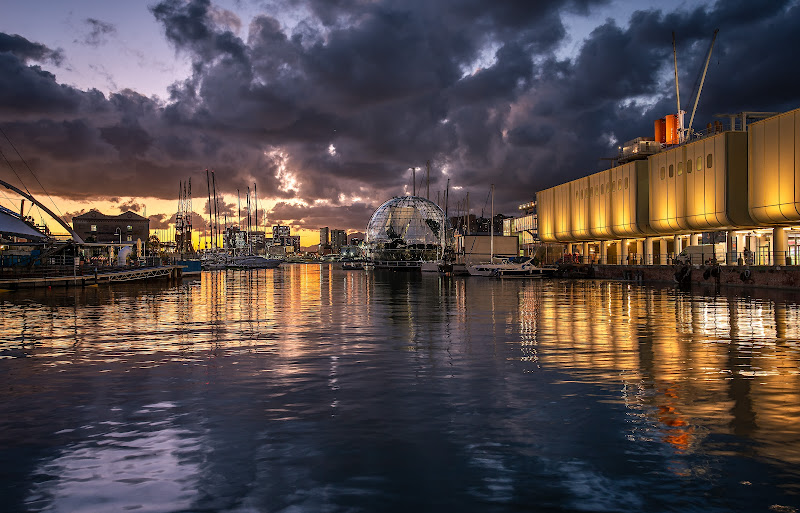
[73,210,149,244]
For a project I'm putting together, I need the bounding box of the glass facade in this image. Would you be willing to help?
[365,196,449,261]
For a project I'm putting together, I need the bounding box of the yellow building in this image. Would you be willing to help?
[535,108,800,265]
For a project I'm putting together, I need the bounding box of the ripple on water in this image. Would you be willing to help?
[1,271,800,512]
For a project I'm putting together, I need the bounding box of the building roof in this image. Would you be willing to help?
[73,210,148,221]
[0,209,47,239]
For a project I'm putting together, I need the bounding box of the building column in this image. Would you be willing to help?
[736,233,745,264]
[726,230,736,265]
[582,241,589,264]
[635,240,643,265]
[774,227,788,266]
[673,235,683,259]
[690,233,700,246]
[660,238,669,265]
[600,241,608,265]
[620,238,629,265]
[644,237,654,266]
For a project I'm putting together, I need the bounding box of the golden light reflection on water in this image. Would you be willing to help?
[518,281,800,473]
[3,269,800,503]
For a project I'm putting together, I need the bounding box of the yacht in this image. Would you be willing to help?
[467,256,538,277]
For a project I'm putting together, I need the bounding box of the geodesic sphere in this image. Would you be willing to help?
[365,196,448,248]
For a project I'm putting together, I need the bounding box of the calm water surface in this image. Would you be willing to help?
[2,265,800,512]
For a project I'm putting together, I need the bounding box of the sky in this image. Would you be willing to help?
[1,0,800,248]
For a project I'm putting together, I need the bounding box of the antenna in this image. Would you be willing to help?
[672,32,686,143]
[687,29,719,137]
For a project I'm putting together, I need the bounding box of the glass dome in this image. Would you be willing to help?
[365,196,450,262]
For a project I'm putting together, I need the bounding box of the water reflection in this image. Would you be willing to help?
[522,281,800,481]
[1,269,800,511]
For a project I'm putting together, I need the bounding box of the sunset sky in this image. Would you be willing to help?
[2,0,799,247]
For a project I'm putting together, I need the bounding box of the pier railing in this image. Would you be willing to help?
[0,256,167,280]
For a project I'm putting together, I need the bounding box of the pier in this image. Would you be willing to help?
[556,262,800,290]
[0,264,184,290]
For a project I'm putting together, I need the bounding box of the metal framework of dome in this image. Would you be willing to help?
[365,196,449,263]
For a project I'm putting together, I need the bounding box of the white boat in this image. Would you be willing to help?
[492,262,556,278]
[468,256,535,276]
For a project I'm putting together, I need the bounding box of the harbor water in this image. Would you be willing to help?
[1,266,800,512]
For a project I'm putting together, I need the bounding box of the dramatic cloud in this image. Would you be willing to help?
[1,0,800,235]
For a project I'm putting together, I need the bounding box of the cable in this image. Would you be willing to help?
[0,125,67,221]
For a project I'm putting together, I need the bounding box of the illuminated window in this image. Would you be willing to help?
[668,164,674,178]
[707,153,713,168]
[90,224,97,232]
[127,235,132,241]
[697,156,703,172]
[126,225,132,231]
[624,177,629,189]
[678,162,683,175]
[687,159,692,173]
[660,166,666,180]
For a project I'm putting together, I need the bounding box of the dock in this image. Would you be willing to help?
[0,265,185,290]
[555,263,800,291]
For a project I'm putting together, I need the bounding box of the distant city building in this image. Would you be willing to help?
[331,229,347,253]
[223,227,266,253]
[349,237,363,246]
[250,231,266,253]
[73,210,149,244]
[318,226,330,254]
[272,225,293,246]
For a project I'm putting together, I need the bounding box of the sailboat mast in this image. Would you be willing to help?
[490,184,494,262]
[211,170,219,249]
[247,186,252,254]
[445,179,450,218]
[205,169,212,250]
[466,192,470,235]
[426,160,430,200]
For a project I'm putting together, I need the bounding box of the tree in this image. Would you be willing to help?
[147,234,161,255]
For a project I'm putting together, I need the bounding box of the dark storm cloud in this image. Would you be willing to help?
[267,200,375,233]
[148,212,171,229]
[2,0,800,233]
[0,52,94,116]
[0,33,63,64]
[118,200,144,213]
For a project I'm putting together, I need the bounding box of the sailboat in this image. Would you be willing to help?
[467,184,503,276]
[465,184,550,277]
